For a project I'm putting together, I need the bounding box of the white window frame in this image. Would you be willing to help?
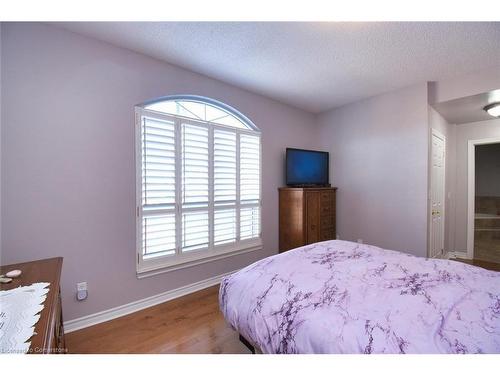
[135,104,262,277]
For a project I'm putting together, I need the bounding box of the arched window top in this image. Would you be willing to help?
[141,95,259,132]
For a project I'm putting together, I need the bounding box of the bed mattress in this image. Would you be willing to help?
[219,240,500,353]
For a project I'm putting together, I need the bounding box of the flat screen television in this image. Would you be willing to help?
[286,148,329,187]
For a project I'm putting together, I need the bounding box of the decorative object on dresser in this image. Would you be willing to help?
[0,257,66,354]
[279,187,337,252]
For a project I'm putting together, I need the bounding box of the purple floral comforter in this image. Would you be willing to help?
[219,240,500,353]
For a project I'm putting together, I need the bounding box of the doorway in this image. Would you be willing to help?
[467,138,500,262]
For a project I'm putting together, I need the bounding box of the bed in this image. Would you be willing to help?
[219,240,500,354]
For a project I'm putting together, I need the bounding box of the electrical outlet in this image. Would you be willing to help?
[76,282,88,301]
[77,282,87,291]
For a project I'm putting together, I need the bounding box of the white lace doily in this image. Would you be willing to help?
[0,282,50,354]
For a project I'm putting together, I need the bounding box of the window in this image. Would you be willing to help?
[136,96,261,274]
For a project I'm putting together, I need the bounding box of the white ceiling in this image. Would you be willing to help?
[434,89,500,125]
[54,22,500,113]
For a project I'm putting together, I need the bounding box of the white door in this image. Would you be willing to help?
[430,129,446,258]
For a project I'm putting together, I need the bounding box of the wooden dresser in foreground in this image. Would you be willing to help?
[279,187,337,252]
[0,257,66,354]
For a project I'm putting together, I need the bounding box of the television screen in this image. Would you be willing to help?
[286,148,329,186]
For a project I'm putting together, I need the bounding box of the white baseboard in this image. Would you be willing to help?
[64,270,236,333]
[446,251,469,260]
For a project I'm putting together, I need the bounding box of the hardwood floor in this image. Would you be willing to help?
[66,285,250,354]
[452,258,500,272]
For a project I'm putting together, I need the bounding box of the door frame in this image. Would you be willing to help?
[467,136,500,259]
[428,128,446,258]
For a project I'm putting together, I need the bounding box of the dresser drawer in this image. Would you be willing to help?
[321,223,334,232]
[54,307,61,345]
[320,191,332,202]
[52,290,65,352]
[321,215,334,226]
[320,205,332,214]
[320,230,335,241]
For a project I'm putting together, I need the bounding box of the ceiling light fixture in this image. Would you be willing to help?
[484,102,500,118]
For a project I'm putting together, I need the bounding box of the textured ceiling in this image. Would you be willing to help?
[434,89,500,125]
[54,22,500,113]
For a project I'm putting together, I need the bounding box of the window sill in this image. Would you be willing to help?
[136,240,262,279]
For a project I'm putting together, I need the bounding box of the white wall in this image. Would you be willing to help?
[316,84,429,256]
[452,118,500,252]
[1,23,318,320]
[428,106,449,135]
[429,65,500,104]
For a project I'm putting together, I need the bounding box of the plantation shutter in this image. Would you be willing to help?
[213,128,237,245]
[141,115,177,258]
[181,122,209,252]
[239,134,261,240]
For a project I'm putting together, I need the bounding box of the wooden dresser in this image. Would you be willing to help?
[279,187,337,252]
[0,257,66,354]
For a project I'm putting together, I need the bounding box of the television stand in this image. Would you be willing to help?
[288,183,331,188]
